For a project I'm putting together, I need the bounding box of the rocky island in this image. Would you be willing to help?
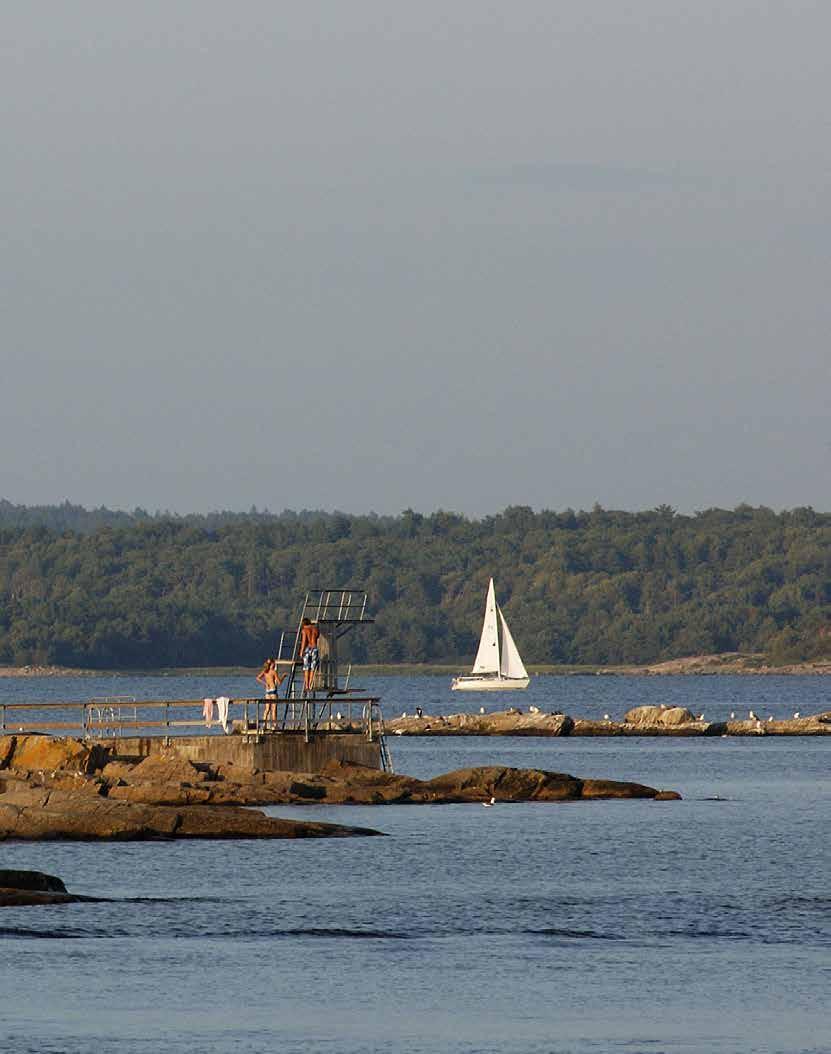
[384,705,831,737]
[0,732,680,843]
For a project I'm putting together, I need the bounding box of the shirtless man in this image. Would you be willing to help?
[298,617,320,694]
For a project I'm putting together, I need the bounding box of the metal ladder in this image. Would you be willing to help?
[379,727,394,774]
[364,699,394,773]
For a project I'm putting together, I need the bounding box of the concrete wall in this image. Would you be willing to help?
[98,732,381,772]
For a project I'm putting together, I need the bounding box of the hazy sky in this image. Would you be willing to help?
[2,1,829,516]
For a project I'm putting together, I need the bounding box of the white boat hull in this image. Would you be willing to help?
[451,676,530,692]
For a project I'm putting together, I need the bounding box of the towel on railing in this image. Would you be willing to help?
[203,698,215,727]
[216,696,231,733]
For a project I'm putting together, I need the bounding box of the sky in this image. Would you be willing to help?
[2,1,829,517]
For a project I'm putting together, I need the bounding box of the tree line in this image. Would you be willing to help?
[0,502,829,669]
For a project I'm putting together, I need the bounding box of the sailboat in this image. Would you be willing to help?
[451,578,530,691]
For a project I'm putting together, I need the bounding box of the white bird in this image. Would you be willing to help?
[479,707,485,714]
[603,713,610,721]
[393,729,404,735]
[529,705,540,714]
[402,712,407,718]
[482,797,496,807]
[794,712,800,719]
[767,716,774,723]
[335,712,342,720]
[696,714,704,721]
[749,710,756,720]
[730,712,735,719]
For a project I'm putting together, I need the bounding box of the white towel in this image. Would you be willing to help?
[203,698,215,727]
[216,696,231,733]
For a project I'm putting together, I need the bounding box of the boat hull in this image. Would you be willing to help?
[451,676,530,691]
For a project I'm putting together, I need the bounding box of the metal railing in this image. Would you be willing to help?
[0,695,385,743]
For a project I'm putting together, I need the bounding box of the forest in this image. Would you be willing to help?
[0,500,829,669]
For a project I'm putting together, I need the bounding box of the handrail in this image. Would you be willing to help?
[0,695,383,741]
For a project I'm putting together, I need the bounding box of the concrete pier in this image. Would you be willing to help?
[91,731,382,772]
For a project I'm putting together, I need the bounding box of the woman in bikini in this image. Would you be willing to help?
[256,658,283,728]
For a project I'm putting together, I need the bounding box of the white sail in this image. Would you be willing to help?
[451,578,529,690]
[471,578,500,674]
[498,607,528,680]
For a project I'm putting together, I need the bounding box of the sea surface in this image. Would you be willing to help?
[1,674,829,1054]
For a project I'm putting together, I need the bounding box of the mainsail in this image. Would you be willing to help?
[498,608,528,680]
[452,578,529,690]
[471,578,500,674]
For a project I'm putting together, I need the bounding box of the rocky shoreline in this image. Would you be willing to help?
[383,705,831,737]
[2,652,831,678]
[0,733,680,843]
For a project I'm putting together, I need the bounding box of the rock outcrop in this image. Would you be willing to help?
[0,740,682,833]
[382,708,831,737]
[0,733,110,774]
[0,755,384,841]
[386,711,574,736]
[0,868,86,906]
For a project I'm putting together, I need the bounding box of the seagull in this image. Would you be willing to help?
[730,712,735,720]
[696,714,704,721]
[749,710,756,720]
[529,705,540,714]
[603,713,610,721]
[482,796,496,807]
[479,707,485,714]
[794,712,801,719]
[767,716,774,723]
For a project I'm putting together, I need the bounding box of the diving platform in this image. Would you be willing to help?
[1,587,393,773]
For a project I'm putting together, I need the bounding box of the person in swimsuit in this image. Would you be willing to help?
[256,658,283,728]
[298,618,320,694]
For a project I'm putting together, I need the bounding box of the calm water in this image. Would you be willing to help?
[1,675,829,1054]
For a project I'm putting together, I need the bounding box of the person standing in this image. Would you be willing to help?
[298,617,320,695]
[256,658,283,728]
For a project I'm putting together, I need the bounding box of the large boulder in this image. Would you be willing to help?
[0,734,108,775]
[624,706,698,727]
[0,869,80,907]
[0,869,67,893]
[424,766,582,802]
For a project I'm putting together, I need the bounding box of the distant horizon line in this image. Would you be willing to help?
[1,497,828,521]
